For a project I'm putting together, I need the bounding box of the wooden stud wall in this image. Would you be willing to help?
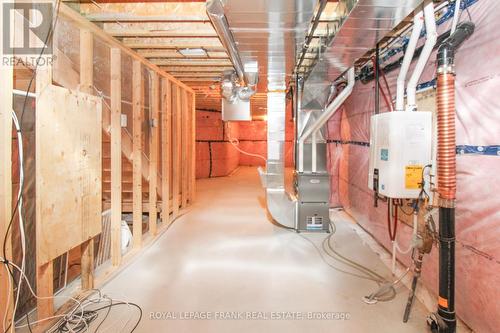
[0,3,196,330]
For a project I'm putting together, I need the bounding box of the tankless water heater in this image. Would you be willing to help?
[368,111,432,199]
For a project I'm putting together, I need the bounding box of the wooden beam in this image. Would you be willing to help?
[72,0,206,3]
[125,44,225,51]
[153,59,231,66]
[161,79,171,225]
[132,60,143,248]
[169,73,222,78]
[79,28,95,291]
[36,262,54,321]
[172,85,181,217]
[190,92,196,203]
[85,14,209,23]
[107,30,218,38]
[161,66,233,72]
[149,71,160,236]
[79,30,93,94]
[0,23,13,329]
[181,90,189,208]
[36,62,54,321]
[110,48,122,266]
[58,3,194,93]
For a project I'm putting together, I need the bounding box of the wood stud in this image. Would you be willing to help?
[172,85,181,216]
[80,28,95,291]
[149,72,160,236]
[132,60,144,249]
[161,79,172,225]
[110,48,122,266]
[0,20,14,328]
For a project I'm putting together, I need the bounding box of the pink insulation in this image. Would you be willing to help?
[326,1,500,332]
[195,110,240,178]
[196,105,295,178]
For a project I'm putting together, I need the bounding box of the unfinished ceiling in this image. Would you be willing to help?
[66,0,342,118]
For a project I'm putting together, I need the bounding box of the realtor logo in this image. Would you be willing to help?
[2,2,53,55]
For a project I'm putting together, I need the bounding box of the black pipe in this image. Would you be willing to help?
[430,21,474,333]
[358,30,452,83]
[436,207,456,332]
[437,22,475,68]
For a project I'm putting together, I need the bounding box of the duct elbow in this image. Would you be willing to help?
[437,22,475,70]
[237,86,256,100]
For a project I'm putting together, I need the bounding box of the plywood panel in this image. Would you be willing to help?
[36,85,102,265]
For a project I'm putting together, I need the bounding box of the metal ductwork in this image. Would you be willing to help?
[301,0,424,112]
[207,0,258,103]
[209,0,316,228]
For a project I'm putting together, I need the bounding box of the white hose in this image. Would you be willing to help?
[228,137,267,163]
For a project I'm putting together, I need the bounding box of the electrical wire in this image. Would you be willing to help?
[10,110,26,333]
[0,258,86,331]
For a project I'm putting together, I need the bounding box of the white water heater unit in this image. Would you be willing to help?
[368,111,432,199]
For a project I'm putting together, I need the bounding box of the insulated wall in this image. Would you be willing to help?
[195,99,295,178]
[326,1,500,332]
[196,110,240,178]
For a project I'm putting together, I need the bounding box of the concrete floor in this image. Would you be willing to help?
[96,167,429,332]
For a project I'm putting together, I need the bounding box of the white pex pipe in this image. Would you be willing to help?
[406,0,437,111]
[451,0,461,34]
[298,67,355,172]
[395,10,424,111]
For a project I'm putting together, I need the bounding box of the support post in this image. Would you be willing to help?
[181,90,188,208]
[190,92,196,203]
[149,72,160,236]
[172,85,181,217]
[110,48,122,266]
[79,29,95,290]
[0,26,14,330]
[132,60,143,248]
[161,79,171,225]
[36,58,54,321]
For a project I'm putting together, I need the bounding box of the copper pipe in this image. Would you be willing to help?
[436,72,456,200]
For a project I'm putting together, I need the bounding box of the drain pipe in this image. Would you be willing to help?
[429,21,475,333]
[298,67,355,172]
[396,10,424,111]
[406,0,437,111]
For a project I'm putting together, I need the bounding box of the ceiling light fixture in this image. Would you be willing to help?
[177,48,207,57]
